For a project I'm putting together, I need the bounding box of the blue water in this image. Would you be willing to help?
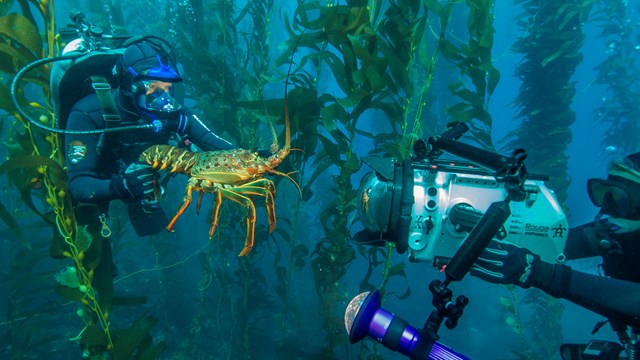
[0,1,638,359]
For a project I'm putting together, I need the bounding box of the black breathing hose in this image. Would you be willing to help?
[10,52,154,135]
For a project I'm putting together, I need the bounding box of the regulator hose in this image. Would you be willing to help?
[10,52,154,135]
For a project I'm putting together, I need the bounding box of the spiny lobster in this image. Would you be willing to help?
[139,98,297,256]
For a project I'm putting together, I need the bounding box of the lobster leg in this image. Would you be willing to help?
[217,188,257,256]
[208,187,223,239]
[167,177,201,231]
[232,179,277,233]
[195,190,206,214]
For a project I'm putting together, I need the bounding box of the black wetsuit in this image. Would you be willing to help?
[547,222,640,328]
[65,90,234,204]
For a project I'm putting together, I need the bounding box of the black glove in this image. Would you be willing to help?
[111,161,155,200]
[141,198,161,213]
[470,240,543,288]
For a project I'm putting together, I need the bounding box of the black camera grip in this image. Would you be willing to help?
[445,198,511,282]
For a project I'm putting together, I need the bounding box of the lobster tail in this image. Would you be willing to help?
[139,145,198,174]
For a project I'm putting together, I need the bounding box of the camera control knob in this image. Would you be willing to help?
[423,216,435,234]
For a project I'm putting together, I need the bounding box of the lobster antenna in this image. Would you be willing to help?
[283,30,305,150]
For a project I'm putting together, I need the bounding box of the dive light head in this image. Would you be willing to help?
[345,290,470,359]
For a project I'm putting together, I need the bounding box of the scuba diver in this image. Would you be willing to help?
[64,39,237,236]
[470,151,640,357]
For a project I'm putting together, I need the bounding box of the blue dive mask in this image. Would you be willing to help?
[588,175,640,219]
[132,80,182,114]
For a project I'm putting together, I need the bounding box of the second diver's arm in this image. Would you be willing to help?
[536,263,640,328]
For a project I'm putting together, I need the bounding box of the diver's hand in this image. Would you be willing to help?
[606,217,640,234]
[470,240,542,288]
[141,198,161,213]
[112,161,155,200]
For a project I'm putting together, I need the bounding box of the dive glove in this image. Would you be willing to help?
[470,240,572,298]
[606,217,640,234]
[470,240,546,288]
[112,161,156,201]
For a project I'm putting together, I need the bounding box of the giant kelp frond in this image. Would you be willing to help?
[502,1,594,358]
[591,0,640,157]
[505,0,594,207]
[439,0,499,150]
[0,13,45,77]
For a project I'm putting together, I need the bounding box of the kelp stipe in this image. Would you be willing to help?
[0,5,171,358]
[0,4,119,355]
[501,1,595,358]
[591,0,640,156]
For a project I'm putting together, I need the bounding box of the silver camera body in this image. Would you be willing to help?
[357,158,568,267]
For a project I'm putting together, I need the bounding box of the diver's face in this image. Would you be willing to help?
[133,80,182,114]
[144,81,173,95]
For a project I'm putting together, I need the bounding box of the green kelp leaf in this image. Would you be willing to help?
[446,102,473,118]
[453,108,476,123]
[74,225,93,252]
[294,257,306,271]
[332,246,356,265]
[363,62,385,91]
[54,266,80,288]
[321,103,339,131]
[4,130,34,158]
[323,50,352,94]
[450,88,483,108]
[317,134,342,165]
[0,82,17,114]
[556,7,581,31]
[487,67,501,96]
[541,41,574,68]
[1,156,67,232]
[0,155,67,187]
[292,244,309,258]
[81,326,110,351]
[306,155,334,191]
[110,316,161,360]
[377,41,405,91]
[54,282,83,302]
[334,88,369,109]
[0,199,28,249]
[468,67,487,98]
[0,13,42,56]
[0,42,43,84]
[439,39,465,63]
[85,236,113,310]
[342,152,360,172]
[136,340,167,360]
[424,0,445,14]
[387,262,406,278]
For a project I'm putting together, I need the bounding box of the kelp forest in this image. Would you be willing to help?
[0,0,638,359]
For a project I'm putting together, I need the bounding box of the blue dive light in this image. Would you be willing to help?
[345,290,470,360]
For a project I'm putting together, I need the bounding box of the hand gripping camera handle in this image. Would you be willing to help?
[445,198,512,282]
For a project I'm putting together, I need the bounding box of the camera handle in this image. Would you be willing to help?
[415,129,529,346]
[422,197,512,344]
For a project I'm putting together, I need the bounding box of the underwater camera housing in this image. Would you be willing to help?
[354,123,568,268]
